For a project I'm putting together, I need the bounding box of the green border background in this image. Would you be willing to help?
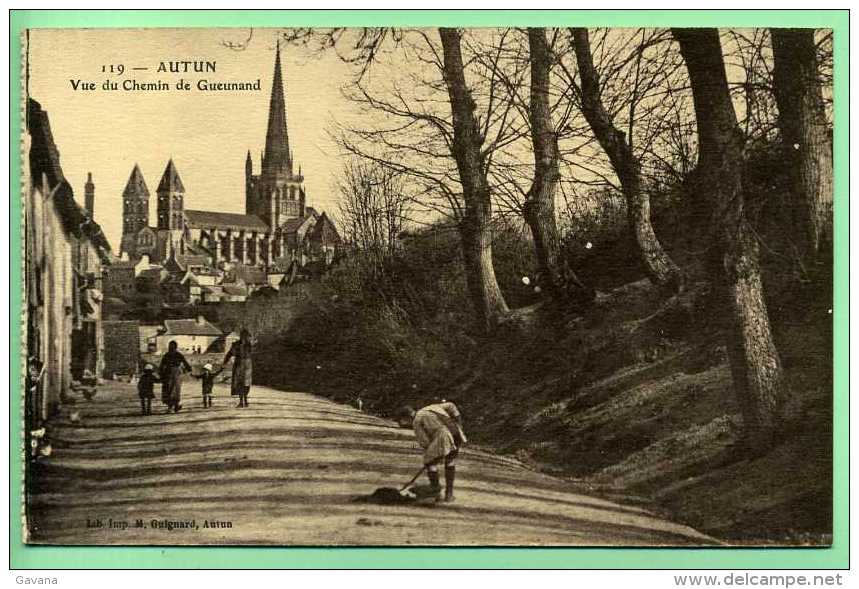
[8,9,849,570]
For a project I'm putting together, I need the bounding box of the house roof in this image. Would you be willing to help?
[270,256,297,272]
[163,318,222,336]
[222,285,248,297]
[137,267,165,281]
[281,211,317,234]
[183,240,210,257]
[233,264,267,285]
[310,212,342,244]
[184,209,269,232]
[176,254,209,268]
[157,159,185,193]
[108,259,138,270]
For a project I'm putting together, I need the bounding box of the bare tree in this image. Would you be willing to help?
[522,28,563,295]
[571,28,683,292]
[439,27,510,329]
[336,159,410,275]
[673,28,784,449]
[771,28,833,265]
[282,27,518,330]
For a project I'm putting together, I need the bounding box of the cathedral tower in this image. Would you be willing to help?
[156,159,185,231]
[247,39,306,229]
[121,164,149,237]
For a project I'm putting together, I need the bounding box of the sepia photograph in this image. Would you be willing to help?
[19,21,835,549]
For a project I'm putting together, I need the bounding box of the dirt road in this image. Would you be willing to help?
[27,382,715,546]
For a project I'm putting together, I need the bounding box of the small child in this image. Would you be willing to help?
[193,363,223,408]
[137,364,158,415]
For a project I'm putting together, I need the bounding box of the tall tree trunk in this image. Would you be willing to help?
[771,28,833,265]
[438,28,509,330]
[523,28,563,294]
[674,28,784,448]
[571,28,683,292]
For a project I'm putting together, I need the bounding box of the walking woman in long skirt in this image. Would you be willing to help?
[225,328,253,407]
[159,340,192,413]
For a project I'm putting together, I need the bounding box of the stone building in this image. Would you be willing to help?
[118,41,341,271]
[25,98,112,425]
[155,316,223,354]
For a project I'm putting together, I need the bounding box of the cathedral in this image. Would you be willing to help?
[118,42,340,270]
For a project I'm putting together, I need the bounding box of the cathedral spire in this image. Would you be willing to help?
[262,38,291,177]
[123,163,149,197]
[157,158,185,193]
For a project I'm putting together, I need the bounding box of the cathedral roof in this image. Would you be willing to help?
[184,209,269,232]
[123,164,150,198]
[157,159,185,193]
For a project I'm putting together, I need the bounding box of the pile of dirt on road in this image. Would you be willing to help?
[255,274,832,545]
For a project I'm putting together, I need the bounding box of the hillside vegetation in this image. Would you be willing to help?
[250,209,832,544]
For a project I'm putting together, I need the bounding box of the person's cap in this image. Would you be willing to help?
[143,364,154,371]
[203,363,213,371]
[396,405,416,420]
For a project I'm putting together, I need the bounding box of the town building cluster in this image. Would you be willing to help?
[105,42,341,308]
[24,43,342,427]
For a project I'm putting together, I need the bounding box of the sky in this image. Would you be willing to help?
[28,28,361,250]
[27,27,831,250]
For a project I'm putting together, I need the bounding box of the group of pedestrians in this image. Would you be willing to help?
[137,328,254,414]
[135,327,467,503]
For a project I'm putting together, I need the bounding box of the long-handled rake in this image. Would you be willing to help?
[399,465,427,492]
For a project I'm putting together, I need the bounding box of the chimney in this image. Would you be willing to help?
[196,315,205,326]
[84,172,95,215]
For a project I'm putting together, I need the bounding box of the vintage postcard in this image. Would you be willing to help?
[17,19,838,553]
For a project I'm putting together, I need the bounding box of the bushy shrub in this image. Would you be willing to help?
[558,188,642,290]
[253,219,540,413]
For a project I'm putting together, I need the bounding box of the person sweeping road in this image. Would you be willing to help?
[405,400,467,503]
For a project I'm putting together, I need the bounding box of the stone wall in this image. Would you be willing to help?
[103,320,140,377]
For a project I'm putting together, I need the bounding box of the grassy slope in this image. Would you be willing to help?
[252,268,832,545]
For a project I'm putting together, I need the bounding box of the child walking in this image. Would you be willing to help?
[137,364,158,415]
[193,363,223,408]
